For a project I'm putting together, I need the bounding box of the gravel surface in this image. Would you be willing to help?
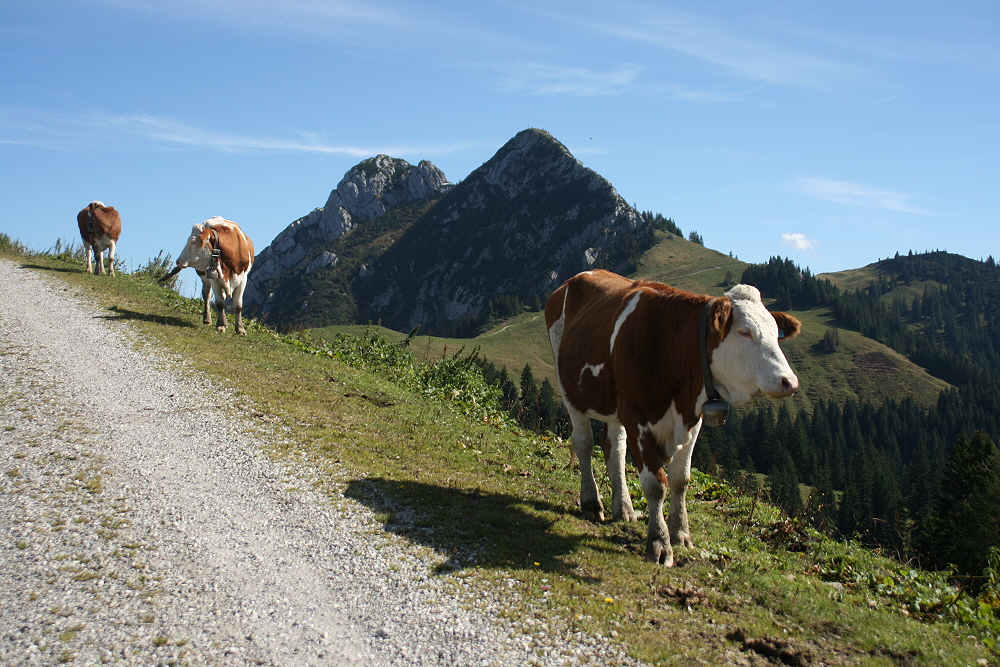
[0,259,645,667]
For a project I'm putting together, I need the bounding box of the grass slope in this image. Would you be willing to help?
[5,248,993,666]
[317,233,948,410]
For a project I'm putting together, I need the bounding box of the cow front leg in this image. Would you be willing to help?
[569,409,604,522]
[107,240,116,277]
[215,301,227,333]
[666,423,701,548]
[604,424,637,522]
[201,281,212,324]
[640,466,672,566]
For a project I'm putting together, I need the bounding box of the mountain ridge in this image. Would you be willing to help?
[245,128,651,335]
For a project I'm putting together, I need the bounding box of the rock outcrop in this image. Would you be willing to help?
[245,128,653,335]
[244,156,449,318]
[354,128,649,334]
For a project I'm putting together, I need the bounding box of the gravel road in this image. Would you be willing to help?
[0,259,643,667]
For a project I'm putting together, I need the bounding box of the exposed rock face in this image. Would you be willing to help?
[244,156,448,317]
[354,128,649,334]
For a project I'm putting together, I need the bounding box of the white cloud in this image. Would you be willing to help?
[796,178,932,215]
[781,233,818,252]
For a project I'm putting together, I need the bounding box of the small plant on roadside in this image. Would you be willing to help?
[133,250,177,287]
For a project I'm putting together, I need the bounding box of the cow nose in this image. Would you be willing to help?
[780,376,799,395]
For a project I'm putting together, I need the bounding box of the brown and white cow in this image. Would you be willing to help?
[160,217,255,335]
[545,269,800,565]
[76,201,122,276]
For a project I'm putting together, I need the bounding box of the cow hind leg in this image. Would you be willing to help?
[232,281,247,336]
[233,305,245,336]
[107,240,116,277]
[568,408,604,522]
[85,246,94,274]
[639,466,672,566]
[604,424,637,522]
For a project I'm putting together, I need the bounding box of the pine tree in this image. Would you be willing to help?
[769,449,803,516]
[518,364,539,430]
[916,431,1000,579]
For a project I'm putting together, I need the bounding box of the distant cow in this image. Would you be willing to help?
[160,217,254,335]
[545,270,800,565]
[76,201,121,276]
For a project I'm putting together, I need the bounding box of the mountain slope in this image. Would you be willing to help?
[244,155,450,324]
[355,128,649,335]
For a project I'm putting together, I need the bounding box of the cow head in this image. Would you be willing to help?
[707,284,800,405]
[174,223,216,272]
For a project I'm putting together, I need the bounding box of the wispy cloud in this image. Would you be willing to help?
[96,0,415,38]
[532,4,864,94]
[0,107,475,157]
[781,233,818,252]
[498,61,643,96]
[796,178,933,215]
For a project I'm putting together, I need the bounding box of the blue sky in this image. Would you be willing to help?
[2,1,997,297]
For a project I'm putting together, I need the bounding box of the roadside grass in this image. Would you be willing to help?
[4,248,995,666]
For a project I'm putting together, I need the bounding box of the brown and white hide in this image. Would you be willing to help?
[545,269,801,565]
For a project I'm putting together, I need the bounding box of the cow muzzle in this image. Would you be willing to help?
[766,375,799,399]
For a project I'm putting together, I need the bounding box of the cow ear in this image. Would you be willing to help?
[709,297,733,341]
[771,312,801,340]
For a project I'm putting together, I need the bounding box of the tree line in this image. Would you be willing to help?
[731,252,1000,582]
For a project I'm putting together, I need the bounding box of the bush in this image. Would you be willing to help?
[133,250,178,287]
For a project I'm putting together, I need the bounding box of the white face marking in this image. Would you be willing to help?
[175,224,212,271]
[710,286,798,403]
[609,292,642,353]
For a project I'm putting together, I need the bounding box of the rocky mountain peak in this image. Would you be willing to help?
[244,156,449,316]
[243,128,654,335]
[354,129,650,335]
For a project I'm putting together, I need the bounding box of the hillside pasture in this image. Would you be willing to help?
[3,246,992,667]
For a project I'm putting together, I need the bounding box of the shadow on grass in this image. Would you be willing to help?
[100,306,196,328]
[19,262,82,274]
[345,477,624,581]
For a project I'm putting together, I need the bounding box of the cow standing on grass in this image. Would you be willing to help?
[160,217,254,335]
[545,269,801,566]
[76,201,121,276]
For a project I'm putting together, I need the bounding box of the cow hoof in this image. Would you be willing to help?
[236,328,246,336]
[216,326,226,333]
[671,533,694,549]
[580,500,605,523]
[203,317,212,325]
[646,537,673,567]
[612,504,638,522]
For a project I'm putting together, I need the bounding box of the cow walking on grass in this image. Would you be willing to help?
[545,269,801,565]
[160,217,255,335]
[77,201,121,277]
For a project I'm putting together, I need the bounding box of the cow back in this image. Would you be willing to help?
[547,270,729,428]
[77,203,122,244]
[200,219,254,281]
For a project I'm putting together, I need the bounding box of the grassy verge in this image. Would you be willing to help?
[4,247,996,666]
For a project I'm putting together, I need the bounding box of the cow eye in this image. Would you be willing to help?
[738,328,752,339]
